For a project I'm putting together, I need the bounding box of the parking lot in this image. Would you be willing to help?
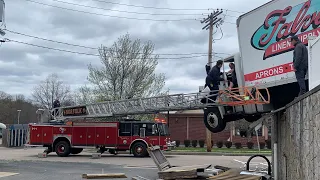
[0,143,271,179]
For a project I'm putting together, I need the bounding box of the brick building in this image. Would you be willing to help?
[159,110,270,146]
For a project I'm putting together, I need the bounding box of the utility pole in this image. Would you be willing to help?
[201,9,224,152]
[0,0,5,37]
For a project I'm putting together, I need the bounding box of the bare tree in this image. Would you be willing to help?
[72,85,97,105]
[87,33,166,101]
[31,73,71,109]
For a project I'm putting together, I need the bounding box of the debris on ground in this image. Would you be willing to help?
[81,173,126,179]
[146,145,270,180]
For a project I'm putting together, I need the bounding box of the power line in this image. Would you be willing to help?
[5,29,98,50]
[26,0,241,22]
[51,0,239,19]
[3,38,231,58]
[25,0,197,22]
[4,29,216,56]
[4,38,222,59]
[88,0,246,13]
[5,38,100,56]
[51,0,202,16]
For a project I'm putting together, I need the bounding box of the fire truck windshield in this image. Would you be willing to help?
[157,123,169,136]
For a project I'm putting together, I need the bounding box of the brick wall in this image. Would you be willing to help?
[167,113,270,146]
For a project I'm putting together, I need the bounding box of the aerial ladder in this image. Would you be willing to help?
[43,86,270,133]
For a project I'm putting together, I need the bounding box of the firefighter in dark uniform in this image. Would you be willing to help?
[52,99,61,119]
[205,60,225,101]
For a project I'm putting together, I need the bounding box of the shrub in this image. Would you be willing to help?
[247,142,254,149]
[224,141,232,148]
[199,140,205,148]
[216,141,223,148]
[184,140,191,147]
[259,142,266,149]
[265,140,271,149]
[175,140,180,147]
[191,140,198,147]
[235,142,242,149]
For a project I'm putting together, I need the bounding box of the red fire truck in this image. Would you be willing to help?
[26,118,170,157]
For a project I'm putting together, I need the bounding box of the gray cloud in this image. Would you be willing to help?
[0,0,270,98]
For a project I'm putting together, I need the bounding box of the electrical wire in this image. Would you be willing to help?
[3,38,231,58]
[3,38,218,59]
[88,0,246,13]
[51,0,203,16]
[25,0,198,22]
[4,29,215,56]
[213,26,224,41]
[5,29,98,50]
[25,0,241,22]
[51,0,239,19]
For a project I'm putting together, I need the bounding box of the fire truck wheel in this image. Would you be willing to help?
[132,142,148,157]
[71,148,83,155]
[55,141,71,157]
[203,107,226,133]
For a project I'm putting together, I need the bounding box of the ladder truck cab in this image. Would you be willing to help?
[203,0,313,133]
[26,108,171,158]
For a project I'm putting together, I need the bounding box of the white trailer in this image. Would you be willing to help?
[203,0,317,132]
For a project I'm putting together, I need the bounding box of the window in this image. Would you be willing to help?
[119,123,132,136]
[133,125,139,136]
[145,123,156,136]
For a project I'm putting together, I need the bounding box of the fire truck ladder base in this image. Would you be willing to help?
[51,86,270,121]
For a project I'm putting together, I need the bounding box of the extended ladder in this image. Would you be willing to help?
[51,86,270,120]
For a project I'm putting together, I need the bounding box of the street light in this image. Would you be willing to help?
[17,110,21,124]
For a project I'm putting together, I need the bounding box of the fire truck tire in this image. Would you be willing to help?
[71,148,83,155]
[203,107,226,133]
[131,142,148,157]
[55,141,71,157]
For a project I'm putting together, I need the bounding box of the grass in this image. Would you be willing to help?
[171,147,272,154]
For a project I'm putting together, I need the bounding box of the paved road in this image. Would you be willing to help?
[0,146,270,168]
[0,146,271,179]
[0,160,158,180]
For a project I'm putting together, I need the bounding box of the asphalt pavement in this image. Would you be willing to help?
[0,139,272,179]
[0,160,158,180]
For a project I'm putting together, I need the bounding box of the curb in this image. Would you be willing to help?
[163,151,272,156]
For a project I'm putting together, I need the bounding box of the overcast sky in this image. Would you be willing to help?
[0,0,269,98]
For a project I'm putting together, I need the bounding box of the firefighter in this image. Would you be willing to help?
[290,35,308,96]
[52,99,61,119]
[205,60,225,101]
[227,62,238,89]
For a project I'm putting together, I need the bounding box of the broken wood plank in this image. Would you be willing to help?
[82,173,126,179]
[207,169,262,180]
[158,164,212,180]
[158,169,197,180]
[213,165,231,172]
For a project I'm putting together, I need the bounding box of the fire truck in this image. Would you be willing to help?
[26,89,270,158]
[26,117,169,157]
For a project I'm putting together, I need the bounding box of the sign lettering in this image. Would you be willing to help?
[62,106,87,116]
[251,0,320,59]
